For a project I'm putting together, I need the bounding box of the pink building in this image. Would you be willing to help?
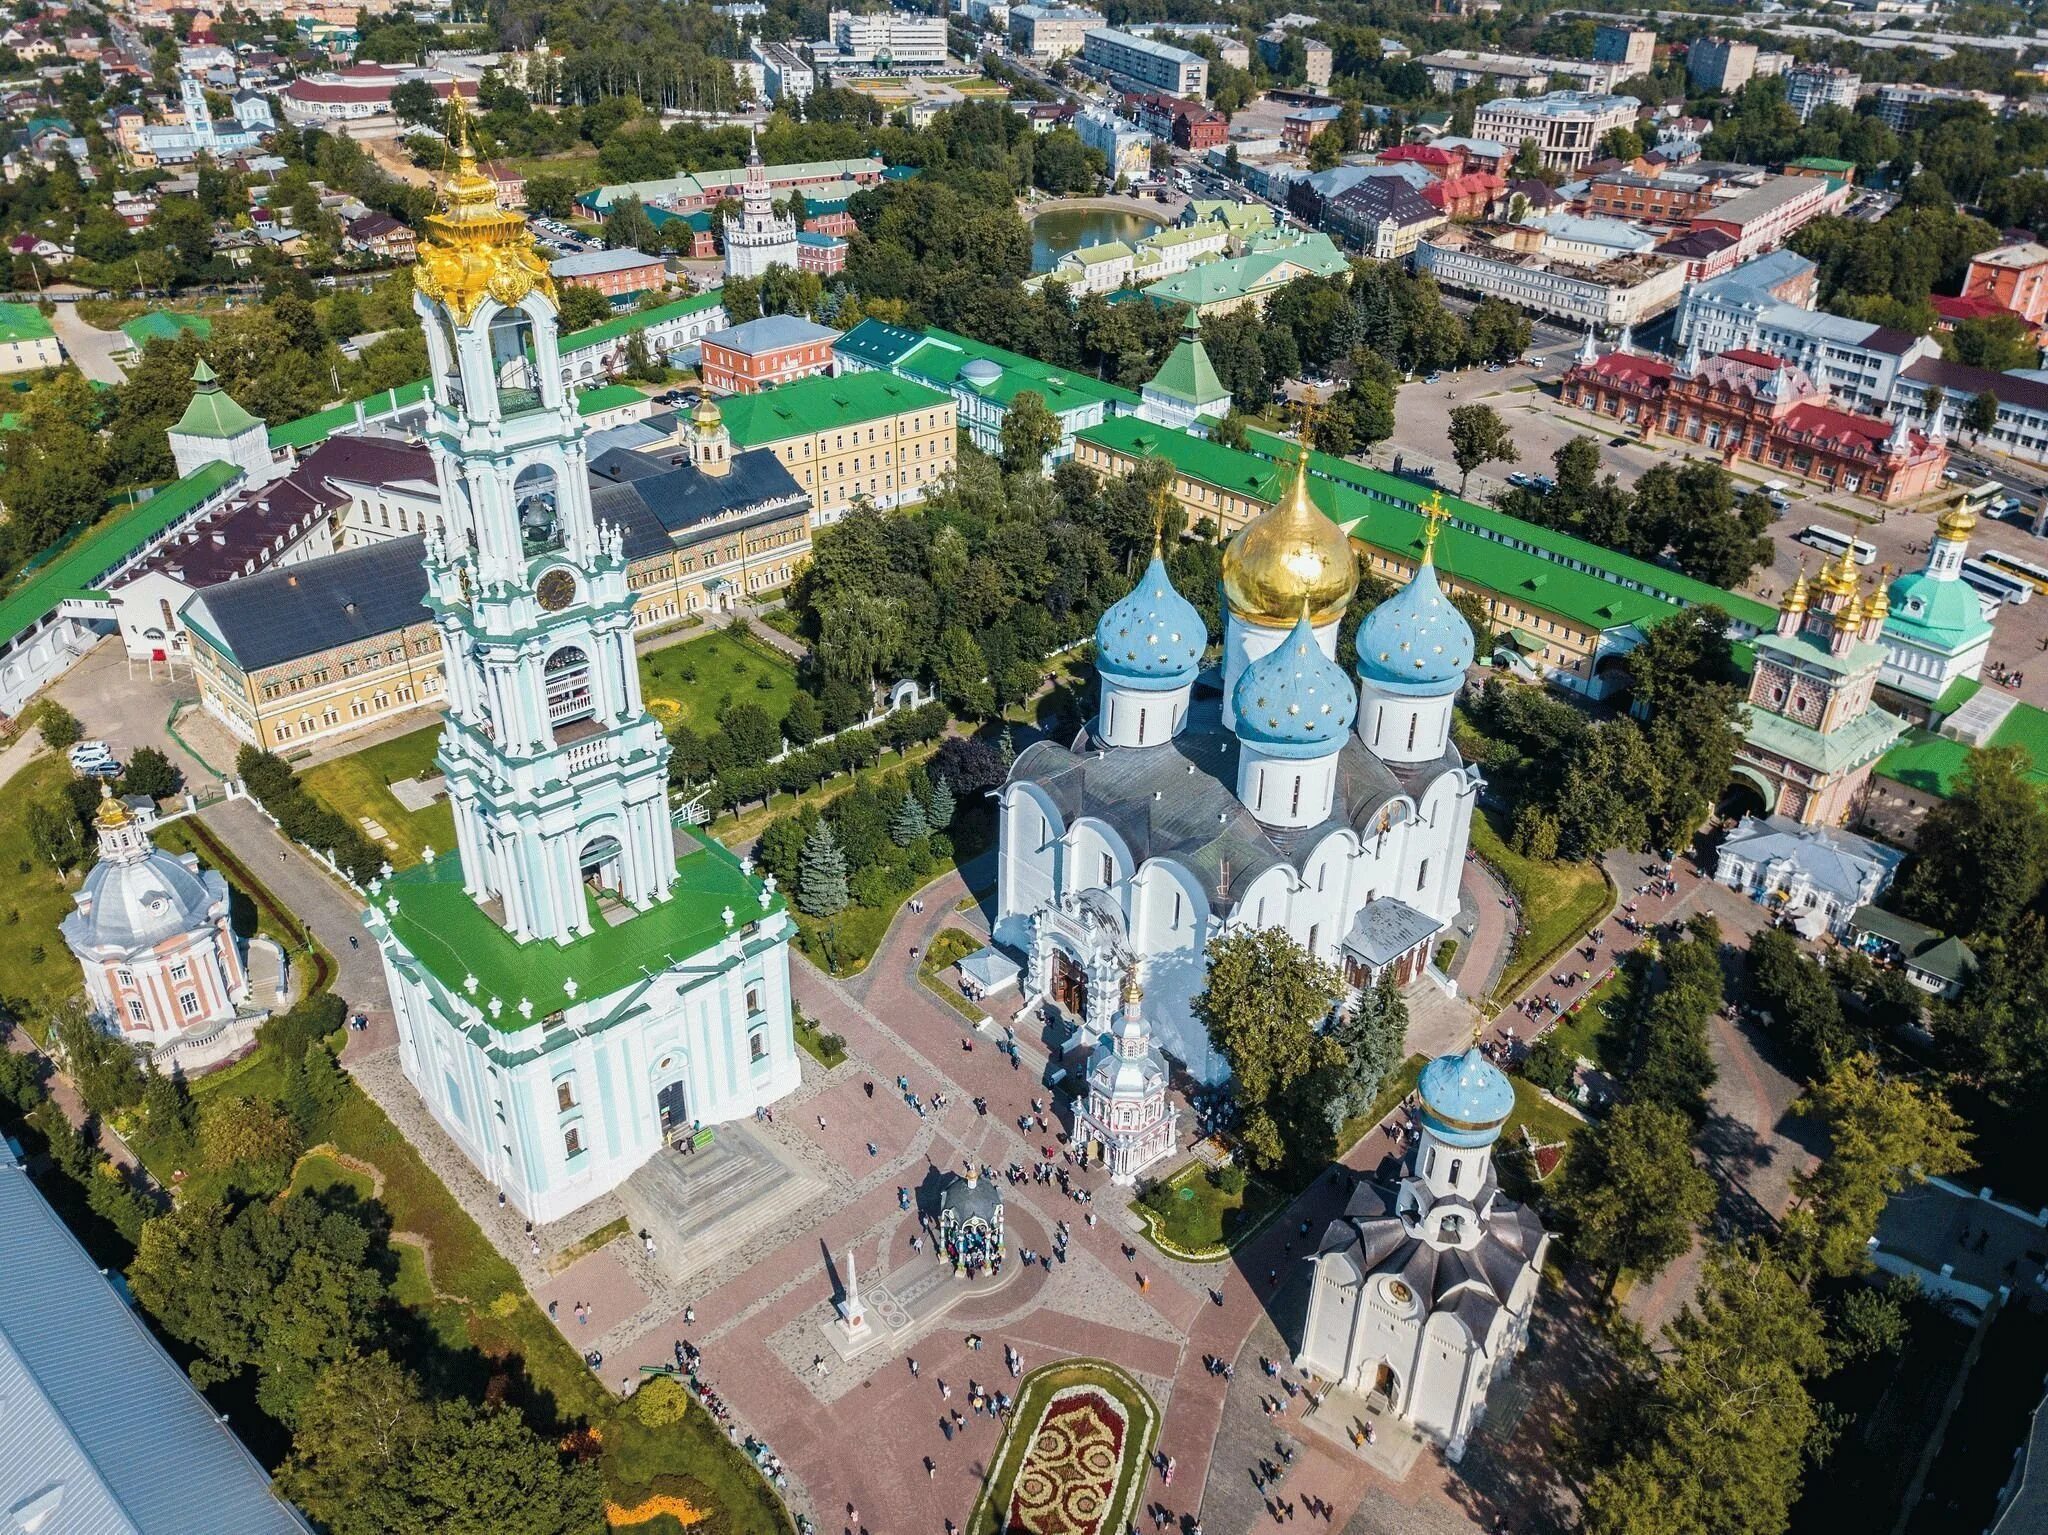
[60,788,252,1072]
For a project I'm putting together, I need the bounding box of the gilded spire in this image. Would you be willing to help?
[415,94,556,323]
[1782,563,1809,614]
[1835,591,1864,631]
[1865,566,1892,622]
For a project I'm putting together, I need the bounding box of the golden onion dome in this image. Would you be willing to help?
[1835,592,1865,630]
[1814,543,1859,599]
[1781,567,1810,615]
[1864,568,1892,623]
[93,781,128,829]
[1220,446,1358,628]
[692,397,724,434]
[1936,497,1978,541]
[414,98,556,324]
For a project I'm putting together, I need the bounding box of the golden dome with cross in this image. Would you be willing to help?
[1220,413,1357,628]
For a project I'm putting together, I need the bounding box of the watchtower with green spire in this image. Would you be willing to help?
[168,358,274,483]
[1140,314,1232,435]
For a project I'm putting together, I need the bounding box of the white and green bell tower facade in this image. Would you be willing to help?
[363,128,800,1225]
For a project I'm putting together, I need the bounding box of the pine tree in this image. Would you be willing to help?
[141,1062,197,1143]
[1326,970,1408,1127]
[797,819,849,916]
[889,791,929,846]
[926,775,956,830]
[997,725,1016,768]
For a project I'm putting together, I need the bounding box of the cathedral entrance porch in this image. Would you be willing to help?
[1050,948,1088,1018]
[615,1117,824,1281]
[655,1079,690,1147]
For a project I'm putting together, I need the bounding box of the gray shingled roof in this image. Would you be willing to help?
[587,445,807,539]
[0,1146,312,1534]
[183,535,429,672]
[1007,693,1453,915]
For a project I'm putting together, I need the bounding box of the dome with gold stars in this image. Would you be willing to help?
[1220,443,1358,628]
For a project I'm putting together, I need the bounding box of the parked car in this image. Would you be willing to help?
[68,740,119,777]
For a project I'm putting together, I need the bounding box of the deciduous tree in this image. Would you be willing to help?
[1552,1101,1716,1301]
[1194,928,1342,1169]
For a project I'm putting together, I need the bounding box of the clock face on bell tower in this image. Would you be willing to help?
[536,568,576,611]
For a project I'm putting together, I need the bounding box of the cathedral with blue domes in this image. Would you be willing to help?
[993,443,1483,1088]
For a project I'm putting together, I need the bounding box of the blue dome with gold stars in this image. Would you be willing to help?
[1357,543,1473,695]
[1094,552,1206,691]
[1417,1048,1514,1148]
[1231,606,1356,759]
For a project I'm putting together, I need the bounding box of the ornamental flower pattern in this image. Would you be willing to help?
[1006,1387,1130,1535]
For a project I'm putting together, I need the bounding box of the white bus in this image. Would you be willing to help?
[1961,557,2032,606]
[1976,546,2048,595]
[1797,524,1878,565]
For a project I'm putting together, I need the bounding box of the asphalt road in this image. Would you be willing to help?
[49,304,128,385]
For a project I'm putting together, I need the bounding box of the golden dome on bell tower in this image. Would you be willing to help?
[1936,495,1979,542]
[414,98,556,324]
[1220,436,1358,628]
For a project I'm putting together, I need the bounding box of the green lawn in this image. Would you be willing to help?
[287,1150,376,1202]
[1132,1160,1285,1261]
[0,754,94,1033]
[601,1395,796,1535]
[1542,968,1632,1073]
[637,627,798,738]
[968,1360,1159,1535]
[918,927,987,1023]
[1469,806,1612,1010]
[299,722,455,869]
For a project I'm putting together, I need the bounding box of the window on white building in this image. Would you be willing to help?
[170,960,190,982]
[750,1028,768,1062]
[564,1125,583,1157]
[1417,858,1430,892]
[747,985,764,1017]
[128,999,145,1022]
[556,1078,576,1112]
[179,992,200,1018]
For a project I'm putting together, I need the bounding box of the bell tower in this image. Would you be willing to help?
[414,102,676,946]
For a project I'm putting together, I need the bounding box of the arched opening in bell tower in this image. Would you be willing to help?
[544,645,594,727]
[489,309,543,416]
[515,464,563,556]
[579,832,624,895]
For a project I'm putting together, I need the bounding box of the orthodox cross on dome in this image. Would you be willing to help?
[1420,489,1450,558]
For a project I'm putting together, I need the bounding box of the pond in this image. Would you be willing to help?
[1030,206,1166,273]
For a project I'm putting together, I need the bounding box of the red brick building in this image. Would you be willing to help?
[1420,170,1503,218]
[1960,242,2048,327]
[1122,91,1229,150]
[1585,171,1713,221]
[1378,143,1460,178]
[698,314,840,395]
[549,247,667,301]
[797,231,848,275]
[1562,345,1948,503]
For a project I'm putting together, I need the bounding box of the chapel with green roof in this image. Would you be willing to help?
[1139,315,1232,435]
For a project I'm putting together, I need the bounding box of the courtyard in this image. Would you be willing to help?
[637,623,800,736]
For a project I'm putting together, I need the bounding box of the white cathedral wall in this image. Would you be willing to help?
[382,920,799,1225]
[1411,1313,1485,1448]
[994,783,1062,951]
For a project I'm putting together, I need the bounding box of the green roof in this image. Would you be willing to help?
[1236,424,1778,633]
[1790,156,1856,173]
[377,829,784,1024]
[172,361,262,440]
[1878,686,2048,799]
[0,301,53,345]
[837,319,1139,415]
[119,311,212,349]
[1081,416,1682,636]
[1740,697,1903,776]
[556,288,725,355]
[1886,568,1991,651]
[1752,626,1885,680]
[0,462,240,643]
[1145,325,1230,413]
[1065,242,1134,267]
[267,380,429,451]
[576,383,647,415]
[718,370,951,447]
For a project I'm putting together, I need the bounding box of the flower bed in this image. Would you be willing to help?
[1010,1388,1127,1535]
[970,1362,1157,1535]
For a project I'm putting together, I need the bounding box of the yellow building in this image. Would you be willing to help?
[714,371,956,523]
